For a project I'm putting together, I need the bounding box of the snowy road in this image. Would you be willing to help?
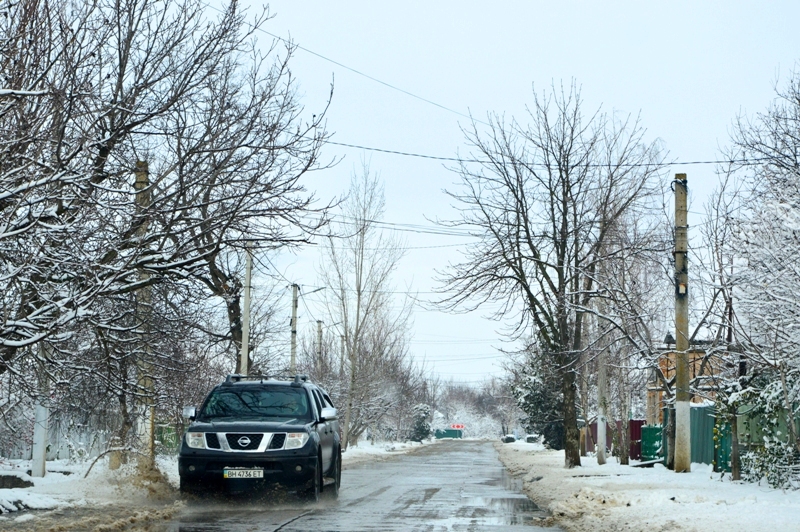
[165,440,555,531]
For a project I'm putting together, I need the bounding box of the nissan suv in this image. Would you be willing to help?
[178,375,342,501]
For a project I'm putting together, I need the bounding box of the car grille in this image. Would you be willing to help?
[205,433,221,449]
[268,433,286,449]
[226,433,263,451]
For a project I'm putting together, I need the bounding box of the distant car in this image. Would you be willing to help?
[178,375,341,501]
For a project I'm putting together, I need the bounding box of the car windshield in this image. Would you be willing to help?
[199,386,311,420]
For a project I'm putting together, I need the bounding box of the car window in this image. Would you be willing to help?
[322,392,335,408]
[200,386,311,420]
[311,389,324,417]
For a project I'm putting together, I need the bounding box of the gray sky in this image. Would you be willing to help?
[238,1,800,384]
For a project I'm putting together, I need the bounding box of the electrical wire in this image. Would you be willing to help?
[201,1,490,127]
[420,355,506,362]
[201,2,769,170]
[327,140,776,168]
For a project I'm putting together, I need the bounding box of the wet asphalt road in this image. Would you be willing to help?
[166,440,556,532]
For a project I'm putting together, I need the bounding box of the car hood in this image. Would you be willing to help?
[188,419,310,433]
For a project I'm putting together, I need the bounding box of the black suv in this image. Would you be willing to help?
[178,375,342,501]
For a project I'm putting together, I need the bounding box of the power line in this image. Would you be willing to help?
[325,213,477,238]
[257,46,488,128]
[410,339,498,345]
[198,2,776,176]
[419,355,506,362]
[202,1,488,127]
[329,140,775,168]
[327,140,476,162]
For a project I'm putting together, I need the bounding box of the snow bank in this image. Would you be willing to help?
[0,455,178,520]
[342,439,439,467]
[496,440,800,532]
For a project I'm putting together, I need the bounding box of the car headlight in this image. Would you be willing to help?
[285,432,309,449]
[186,432,206,449]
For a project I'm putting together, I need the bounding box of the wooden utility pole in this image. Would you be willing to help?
[674,174,691,473]
[290,284,299,374]
[240,246,252,375]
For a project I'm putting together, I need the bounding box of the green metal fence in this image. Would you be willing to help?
[690,406,716,465]
[434,429,463,439]
[641,425,662,461]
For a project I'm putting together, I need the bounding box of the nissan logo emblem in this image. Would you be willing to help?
[238,436,251,447]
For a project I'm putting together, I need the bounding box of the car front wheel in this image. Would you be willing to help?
[303,456,322,503]
[179,476,202,496]
[327,447,341,499]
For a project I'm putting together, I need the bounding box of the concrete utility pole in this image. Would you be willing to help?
[674,174,691,473]
[597,348,608,465]
[317,320,323,358]
[133,160,156,468]
[290,284,299,374]
[30,342,51,477]
[240,246,252,375]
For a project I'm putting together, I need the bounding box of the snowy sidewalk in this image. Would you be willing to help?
[495,441,800,532]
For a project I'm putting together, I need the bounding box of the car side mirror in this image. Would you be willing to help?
[320,407,337,421]
[182,406,196,420]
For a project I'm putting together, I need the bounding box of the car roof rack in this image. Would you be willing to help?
[291,374,309,387]
[222,374,311,386]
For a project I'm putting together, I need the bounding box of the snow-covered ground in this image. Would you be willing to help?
[0,439,439,526]
[15,438,795,532]
[341,439,439,467]
[496,440,800,532]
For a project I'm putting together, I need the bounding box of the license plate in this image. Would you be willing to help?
[223,468,264,479]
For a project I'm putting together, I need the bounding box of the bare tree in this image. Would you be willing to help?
[0,0,329,379]
[318,164,412,449]
[438,83,666,467]
[1,0,332,466]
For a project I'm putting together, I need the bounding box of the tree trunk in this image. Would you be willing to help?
[341,348,357,451]
[618,391,630,465]
[619,419,630,465]
[730,411,740,480]
[562,368,581,468]
[579,369,590,457]
[666,405,676,470]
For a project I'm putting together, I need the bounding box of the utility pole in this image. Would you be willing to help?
[597,348,608,465]
[340,335,345,375]
[240,246,252,375]
[290,284,298,374]
[317,320,323,359]
[30,342,51,477]
[674,173,691,473]
[133,160,156,468]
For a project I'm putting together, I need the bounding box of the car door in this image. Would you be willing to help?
[312,388,334,473]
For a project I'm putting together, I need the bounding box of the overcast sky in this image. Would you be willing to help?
[232,1,800,385]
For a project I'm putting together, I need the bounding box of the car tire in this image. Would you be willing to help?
[179,477,200,496]
[329,447,341,499]
[304,456,322,503]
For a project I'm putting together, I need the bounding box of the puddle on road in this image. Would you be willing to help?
[459,495,542,526]
[461,460,550,527]
[478,464,528,490]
